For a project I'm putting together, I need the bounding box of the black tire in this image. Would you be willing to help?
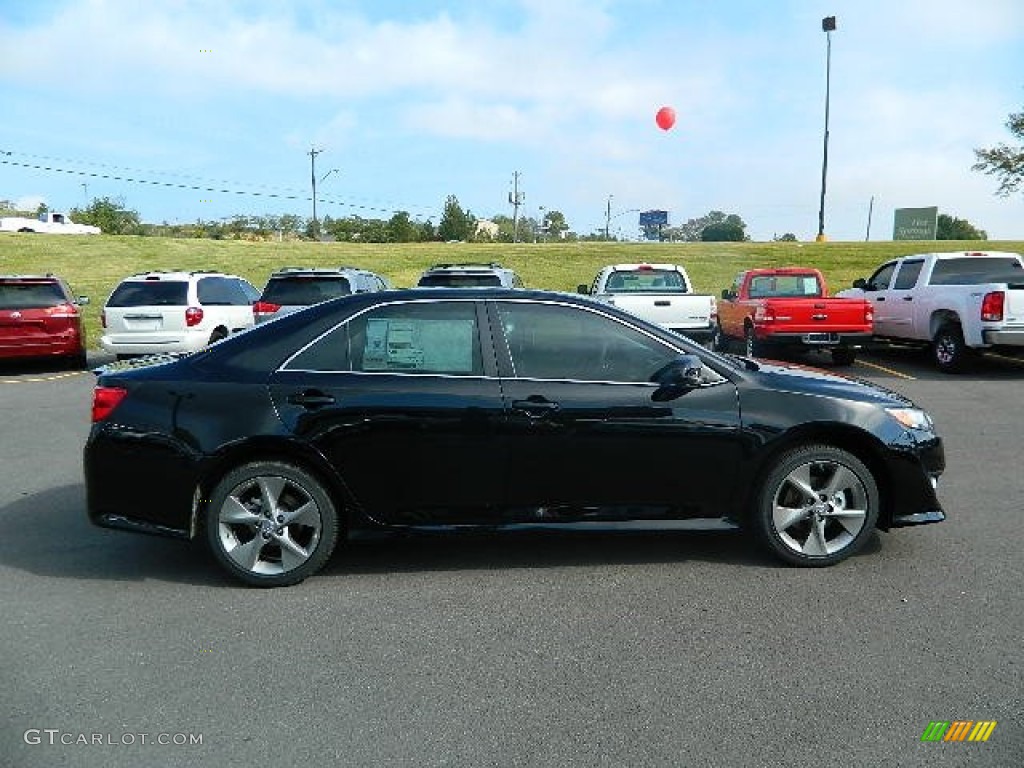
[744,325,760,358]
[205,461,340,587]
[66,352,88,370]
[752,445,879,567]
[831,347,856,366]
[710,322,727,352]
[932,323,971,373]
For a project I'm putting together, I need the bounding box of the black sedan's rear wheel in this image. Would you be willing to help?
[752,445,878,566]
[206,462,339,587]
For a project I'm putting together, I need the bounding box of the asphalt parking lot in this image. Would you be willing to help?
[1,348,1021,767]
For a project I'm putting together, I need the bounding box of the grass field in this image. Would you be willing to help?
[3,233,1023,349]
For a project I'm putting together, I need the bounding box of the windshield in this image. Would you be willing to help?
[605,269,688,293]
[262,276,352,305]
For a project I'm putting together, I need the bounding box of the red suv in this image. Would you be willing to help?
[0,274,89,368]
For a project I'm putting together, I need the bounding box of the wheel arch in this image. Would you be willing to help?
[928,309,961,339]
[190,437,359,539]
[734,423,896,529]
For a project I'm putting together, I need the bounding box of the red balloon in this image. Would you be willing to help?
[655,106,676,131]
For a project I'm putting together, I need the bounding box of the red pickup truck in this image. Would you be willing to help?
[713,267,873,365]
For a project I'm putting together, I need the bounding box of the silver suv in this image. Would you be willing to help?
[101,271,259,357]
[254,266,390,323]
[416,263,523,289]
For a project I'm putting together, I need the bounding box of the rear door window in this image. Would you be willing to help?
[107,281,188,307]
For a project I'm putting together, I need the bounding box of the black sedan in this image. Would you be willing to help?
[85,289,945,586]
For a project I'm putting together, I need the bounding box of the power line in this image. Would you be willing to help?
[0,156,434,218]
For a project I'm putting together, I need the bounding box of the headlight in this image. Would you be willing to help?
[885,407,934,431]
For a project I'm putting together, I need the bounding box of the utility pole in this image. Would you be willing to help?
[865,195,874,241]
[509,172,525,243]
[308,146,323,239]
[816,16,836,242]
[605,195,613,240]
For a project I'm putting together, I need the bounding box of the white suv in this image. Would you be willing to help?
[100,271,259,357]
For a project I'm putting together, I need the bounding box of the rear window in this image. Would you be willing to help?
[604,269,688,293]
[928,257,1024,285]
[107,281,188,307]
[0,281,67,309]
[418,273,502,288]
[747,274,822,298]
[261,276,352,305]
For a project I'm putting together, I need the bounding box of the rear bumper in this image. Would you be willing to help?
[982,329,1024,347]
[756,331,872,347]
[0,335,84,359]
[100,331,208,355]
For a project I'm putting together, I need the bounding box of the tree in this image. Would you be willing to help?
[773,232,798,242]
[701,221,747,242]
[676,210,748,242]
[973,108,1024,196]
[70,196,140,234]
[386,211,420,243]
[542,210,569,239]
[936,213,987,240]
[437,195,474,241]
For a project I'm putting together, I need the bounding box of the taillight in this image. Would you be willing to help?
[865,306,874,323]
[253,301,281,316]
[92,386,128,422]
[185,307,204,327]
[981,291,1004,322]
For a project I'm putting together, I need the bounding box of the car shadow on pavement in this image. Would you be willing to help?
[0,484,227,587]
[0,485,884,585]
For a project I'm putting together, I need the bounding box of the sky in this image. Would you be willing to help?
[1,0,1022,241]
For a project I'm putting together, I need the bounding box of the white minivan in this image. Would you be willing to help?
[101,271,259,357]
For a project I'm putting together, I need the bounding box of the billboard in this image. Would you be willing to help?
[638,210,669,227]
[893,207,938,240]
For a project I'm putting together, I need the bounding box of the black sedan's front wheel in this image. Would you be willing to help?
[753,445,879,566]
[206,462,340,587]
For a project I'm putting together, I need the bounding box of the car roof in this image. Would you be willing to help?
[269,266,375,276]
[421,262,511,272]
[120,270,238,281]
[0,273,64,281]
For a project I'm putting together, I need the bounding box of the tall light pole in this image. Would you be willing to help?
[308,146,323,239]
[605,195,612,240]
[816,15,836,243]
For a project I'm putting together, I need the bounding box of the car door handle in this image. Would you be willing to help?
[654,300,671,306]
[512,398,560,417]
[902,296,913,301]
[287,390,336,408]
[875,297,886,302]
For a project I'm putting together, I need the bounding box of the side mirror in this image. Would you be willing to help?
[721,289,735,300]
[852,278,867,290]
[652,354,704,396]
[577,284,590,295]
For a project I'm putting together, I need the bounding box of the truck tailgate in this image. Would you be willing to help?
[610,294,713,329]
[761,298,870,333]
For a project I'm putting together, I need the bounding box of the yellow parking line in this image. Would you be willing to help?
[853,359,917,380]
[0,370,87,384]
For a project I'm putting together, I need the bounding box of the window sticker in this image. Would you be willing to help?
[363,318,475,373]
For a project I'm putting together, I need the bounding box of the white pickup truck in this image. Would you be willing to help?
[0,211,101,235]
[838,250,1024,371]
[579,263,717,343]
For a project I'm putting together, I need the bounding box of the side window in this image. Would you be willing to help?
[349,302,482,375]
[197,277,235,305]
[286,324,351,371]
[892,260,924,290]
[497,302,678,382]
[867,263,897,291]
[236,279,259,304]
